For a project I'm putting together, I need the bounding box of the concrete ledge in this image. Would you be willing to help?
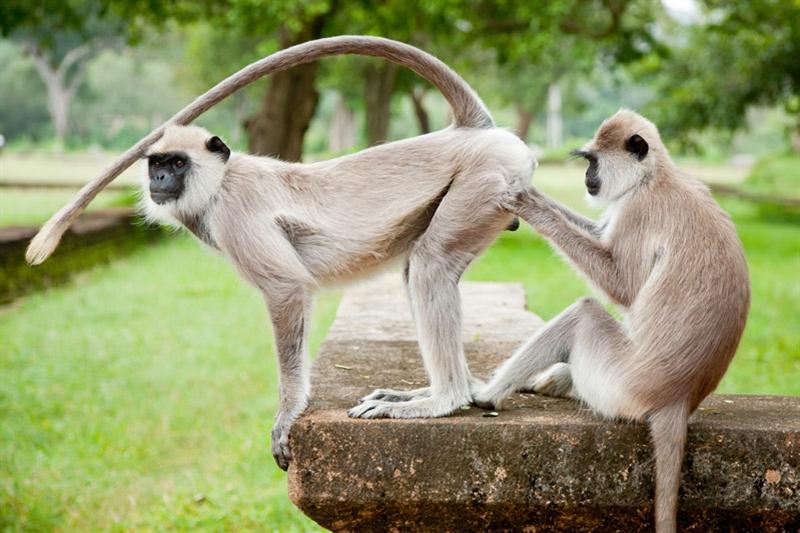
[288,277,799,532]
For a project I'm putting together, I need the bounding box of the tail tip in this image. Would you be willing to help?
[26,229,60,265]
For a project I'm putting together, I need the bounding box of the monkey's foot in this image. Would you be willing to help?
[348,395,467,419]
[271,422,292,471]
[525,362,577,399]
[360,377,485,404]
[360,386,431,403]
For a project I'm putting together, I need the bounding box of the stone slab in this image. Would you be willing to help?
[288,275,800,532]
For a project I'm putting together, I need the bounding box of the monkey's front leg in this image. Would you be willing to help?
[264,287,310,471]
[514,188,632,307]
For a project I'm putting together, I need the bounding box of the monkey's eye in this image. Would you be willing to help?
[175,159,185,168]
[152,160,161,168]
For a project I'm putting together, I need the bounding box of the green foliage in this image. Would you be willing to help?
[0,190,131,227]
[746,151,800,196]
[743,151,800,222]
[0,41,49,140]
[71,48,187,147]
[635,0,800,140]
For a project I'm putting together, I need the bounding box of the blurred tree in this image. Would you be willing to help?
[464,0,661,143]
[180,23,268,146]
[71,46,189,149]
[0,0,660,156]
[184,0,341,160]
[637,0,800,147]
[1,2,126,146]
[0,41,50,141]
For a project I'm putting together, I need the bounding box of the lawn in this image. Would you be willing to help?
[1,159,798,531]
[0,151,139,227]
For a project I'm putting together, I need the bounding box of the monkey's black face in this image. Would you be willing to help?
[149,151,190,204]
[572,150,601,196]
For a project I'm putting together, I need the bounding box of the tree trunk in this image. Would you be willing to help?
[515,104,534,142]
[328,93,357,152]
[245,62,320,161]
[49,81,70,144]
[410,87,431,135]
[26,43,92,148]
[546,83,563,149]
[364,62,399,145]
[244,16,330,161]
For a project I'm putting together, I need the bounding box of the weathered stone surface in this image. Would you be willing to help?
[288,276,800,532]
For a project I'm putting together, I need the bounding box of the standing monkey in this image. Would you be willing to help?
[26,36,534,470]
[475,109,750,532]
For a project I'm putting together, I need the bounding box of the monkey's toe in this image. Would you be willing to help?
[271,441,291,471]
[348,400,387,418]
[270,425,292,471]
[349,396,467,419]
[472,396,497,410]
[360,386,431,403]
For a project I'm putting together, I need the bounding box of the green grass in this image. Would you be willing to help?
[0,150,140,227]
[745,151,800,196]
[1,159,798,531]
[0,189,134,227]
[1,238,337,531]
[0,151,140,186]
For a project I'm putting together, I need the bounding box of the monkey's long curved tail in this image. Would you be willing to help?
[26,35,494,265]
[648,402,689,533]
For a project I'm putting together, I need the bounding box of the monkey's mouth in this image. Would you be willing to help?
[587,184,600,196]
[150,191,179,204]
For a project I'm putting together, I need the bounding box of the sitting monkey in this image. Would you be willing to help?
[475,109,750,533]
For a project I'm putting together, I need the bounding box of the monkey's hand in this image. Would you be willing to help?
[472,389,500,410]
[270,414,297,471]
[513,186,547,212]
[473,376,517,411]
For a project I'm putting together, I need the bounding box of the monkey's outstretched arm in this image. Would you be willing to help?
[514,188,633,307]
[264,285,311,471]
[218,221,315,470]
[536,192,600,236]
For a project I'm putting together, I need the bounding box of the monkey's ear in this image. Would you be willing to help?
[206,136,231,162]
[625,134,649,161]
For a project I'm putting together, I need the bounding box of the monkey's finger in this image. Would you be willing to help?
[272,443,291,471]
[348,401,384,418]
[471,395,498,410]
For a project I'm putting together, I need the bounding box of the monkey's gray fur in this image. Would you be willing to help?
[474,109,750,533]
[28,36,535,471]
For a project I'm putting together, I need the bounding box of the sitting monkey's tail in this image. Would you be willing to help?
[648,401,690,533]
[26,36,494,265]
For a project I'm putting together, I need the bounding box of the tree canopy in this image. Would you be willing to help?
[1,0,798,153]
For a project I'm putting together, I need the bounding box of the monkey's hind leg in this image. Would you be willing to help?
[473,300,583,409]
[475,297,634,416]
[349,171,516,419]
